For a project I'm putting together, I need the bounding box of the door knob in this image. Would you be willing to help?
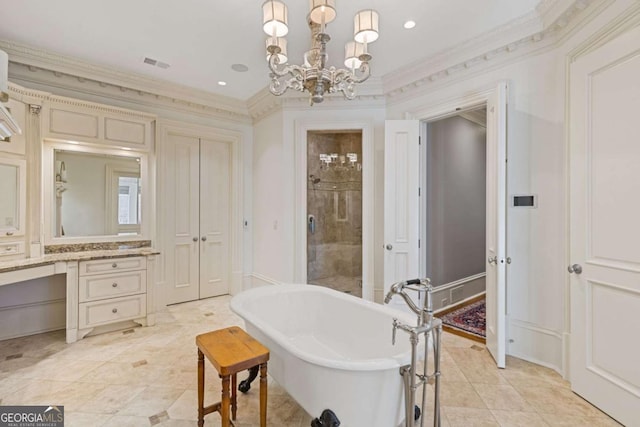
[201,236,207,242]
[568,264,582,274]
[192,237,198,242]
[386,244,393,251]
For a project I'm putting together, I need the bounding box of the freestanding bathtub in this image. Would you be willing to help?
[230,284,420,427]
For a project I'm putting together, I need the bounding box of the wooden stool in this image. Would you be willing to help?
[196,326,269,427]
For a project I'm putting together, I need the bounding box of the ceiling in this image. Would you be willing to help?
[0,0,541,101]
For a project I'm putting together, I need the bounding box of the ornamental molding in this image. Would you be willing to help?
[383,0,605,105]
[8,79,156,121]
[247,77,385,122]
[1,39,252,124]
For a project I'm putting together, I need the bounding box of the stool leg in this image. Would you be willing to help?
[231,373,237,421]
[221,374,231,427]
[197,349,205,427]
[259,363,268,427]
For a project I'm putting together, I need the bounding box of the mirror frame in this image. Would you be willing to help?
[43,140,151,244]
[0,157,27,237]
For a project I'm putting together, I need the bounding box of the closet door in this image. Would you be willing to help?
[199,138,231,298]
[167,134,200,304]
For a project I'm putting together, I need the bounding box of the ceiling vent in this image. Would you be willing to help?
[143,57,170,69]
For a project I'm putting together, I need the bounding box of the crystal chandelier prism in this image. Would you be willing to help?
[262,0,379,105]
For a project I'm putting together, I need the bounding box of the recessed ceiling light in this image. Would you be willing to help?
[218,81,227,86]
[404,20,416,29]
[231,64,249,72]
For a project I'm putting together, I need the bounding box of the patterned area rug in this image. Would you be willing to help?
[440,299,486,338]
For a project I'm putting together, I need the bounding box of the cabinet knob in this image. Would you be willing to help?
[112,263,118,268]
[112,283,118,288]
[112,308,118,314]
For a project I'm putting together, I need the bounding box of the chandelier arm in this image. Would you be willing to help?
[268,53,301,78]
[349,62,371,84]
[269,65,306,97]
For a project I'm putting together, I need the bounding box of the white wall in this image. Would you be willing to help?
[252,111,285,285]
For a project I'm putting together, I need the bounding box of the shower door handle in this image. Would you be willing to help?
[308,215,316,234]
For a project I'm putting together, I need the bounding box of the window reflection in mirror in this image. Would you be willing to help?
[54,150,141,237]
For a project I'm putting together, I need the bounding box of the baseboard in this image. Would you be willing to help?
[507,318,563,375]
[249,273,281,288]
[0,298,66,341]
[435,292,486,316]
[431,274,486,311]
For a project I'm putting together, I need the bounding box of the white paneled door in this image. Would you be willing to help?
[485,83,508,368]
[569,26,640,427]
[384,120,420,301]
[166,132,231,305]
[199,138,231,299]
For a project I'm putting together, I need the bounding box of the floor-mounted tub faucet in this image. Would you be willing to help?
[385,278,442,427]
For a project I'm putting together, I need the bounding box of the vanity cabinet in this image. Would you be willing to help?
[70,255,154,342]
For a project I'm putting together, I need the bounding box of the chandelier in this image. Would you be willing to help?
[262,0,379,105]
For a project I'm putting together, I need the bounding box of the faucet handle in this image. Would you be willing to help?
[392,318,399,345]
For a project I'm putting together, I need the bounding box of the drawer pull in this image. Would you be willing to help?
[112,263,118,268]
[5,232,13,236]
[112,308,118,314]
[5,247,12,251]
[112,283,118,288]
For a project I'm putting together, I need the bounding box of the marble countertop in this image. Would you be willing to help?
[0,247,160,274]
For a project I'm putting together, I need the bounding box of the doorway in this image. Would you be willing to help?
[423,107,487,341]
[306,130,363,297]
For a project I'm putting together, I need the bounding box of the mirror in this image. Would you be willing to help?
[0,162,19,232]
[53,149,142,238]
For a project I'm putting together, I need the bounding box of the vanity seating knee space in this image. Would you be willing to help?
[196,326,269,427]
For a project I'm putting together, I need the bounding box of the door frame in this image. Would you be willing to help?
[294,120,375,301]
[156,119,244,307]
[410,83,507,364]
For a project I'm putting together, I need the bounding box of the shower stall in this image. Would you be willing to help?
[307,131,362,297]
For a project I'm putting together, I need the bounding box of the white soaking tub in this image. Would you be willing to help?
[230,284,419,427]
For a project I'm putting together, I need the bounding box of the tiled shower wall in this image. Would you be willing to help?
[307,132,362,284]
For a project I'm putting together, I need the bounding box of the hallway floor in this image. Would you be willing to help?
[0,294,620,426]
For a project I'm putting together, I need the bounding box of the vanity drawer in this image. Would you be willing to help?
[79,270,146,303]
[0,241,25,258]
[79,256,146,276]
[78,294,146,329]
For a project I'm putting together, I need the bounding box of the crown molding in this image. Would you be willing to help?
[247,77,385,122]
[1,40,252,124]
[382,0,602,105]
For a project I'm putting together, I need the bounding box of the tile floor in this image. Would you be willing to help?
[0,295,621,426]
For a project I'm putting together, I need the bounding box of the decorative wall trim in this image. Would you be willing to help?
[1,40,250,123]
[249,273,281,288]
[432,272,486,293]
[383,0,606,106]
[567,1,640,61]
[508,318,564,374]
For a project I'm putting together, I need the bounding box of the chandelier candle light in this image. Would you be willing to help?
[262,0,379,105]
